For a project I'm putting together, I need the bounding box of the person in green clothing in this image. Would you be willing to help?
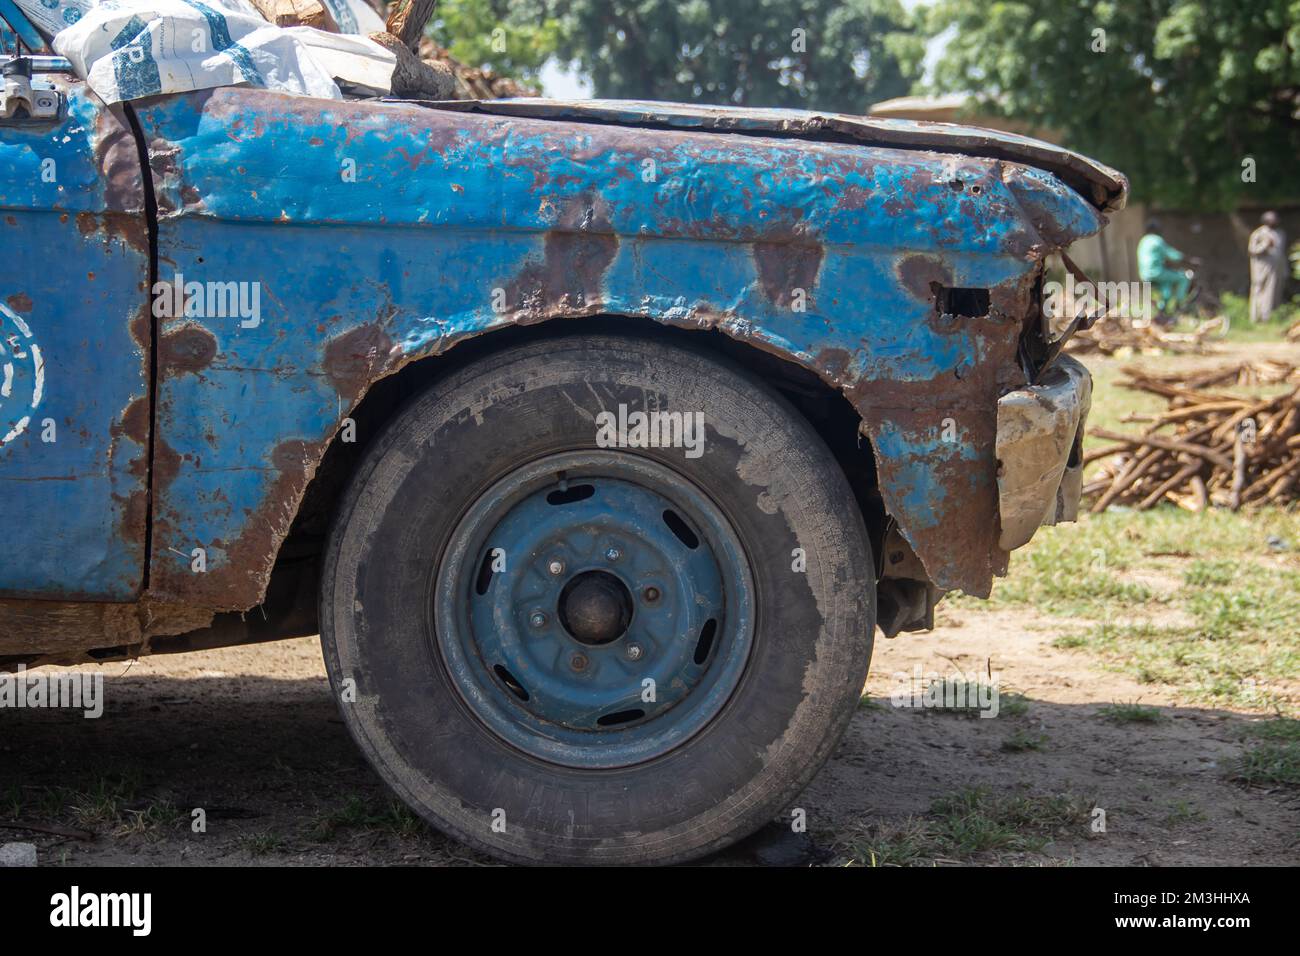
[1136,219,1189,317]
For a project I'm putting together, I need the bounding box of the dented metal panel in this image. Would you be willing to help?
[434,99,1129,213]
[0,81,151,600]
[125,87,1115,610]
[995,354,1092,551]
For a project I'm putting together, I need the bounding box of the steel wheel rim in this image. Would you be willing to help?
[434,450,755,769]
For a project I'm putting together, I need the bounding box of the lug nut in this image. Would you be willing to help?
[570,653,588,672]
[605,547,621,561]
[529,611,547,628]
[643,586,660,603]
[626,643,643,661]
[548,559,565,576]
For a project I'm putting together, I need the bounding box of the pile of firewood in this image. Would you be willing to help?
[1084,363,1300,512]
[1066,315,1221,357]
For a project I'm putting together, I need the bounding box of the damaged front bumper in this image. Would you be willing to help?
[995,355,1093,551]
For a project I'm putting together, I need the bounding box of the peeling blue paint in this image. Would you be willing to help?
[0,86,150,599]
[1,82,1114,610]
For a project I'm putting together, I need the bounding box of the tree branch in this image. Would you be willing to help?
[387,0,438,51]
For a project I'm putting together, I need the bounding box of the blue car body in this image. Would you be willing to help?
[0,62,1124,664]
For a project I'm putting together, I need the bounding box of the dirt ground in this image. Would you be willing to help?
[4,604,1294,866]
[5,339,1298,867]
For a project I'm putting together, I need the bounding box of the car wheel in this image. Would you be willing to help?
[320,332,875,865]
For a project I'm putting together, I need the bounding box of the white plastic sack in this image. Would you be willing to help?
[12,0,382,37]
[48,0,394,103]
[11,0,92,36]
[285,26,390,95]
[320,0,384,35]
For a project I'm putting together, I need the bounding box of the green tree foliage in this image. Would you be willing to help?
[428,0,563,84]
[552,0,923,111]
[926,1,1300,210]
[427,0,924,113]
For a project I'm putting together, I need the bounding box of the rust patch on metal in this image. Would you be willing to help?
[752,241,825,308]
[323,323,395,400]
[6,293,32,312]
[0,597,213,664]
[897,254,954,303]
[100,211,150,255]
[128,301,152,351]
[94,103,147,215]
[113,395,152,446]
[151,437,327,610]
[506,231,619,319]
[152,436,183,490]
[71,210,150,254]
[159,324,218,374]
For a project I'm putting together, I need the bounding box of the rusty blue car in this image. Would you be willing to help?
[1,19,1125,863]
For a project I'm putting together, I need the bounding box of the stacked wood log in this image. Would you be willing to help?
[1288,318,1300,343]
[1066,315,1220,356]
[1084,363,1300,512]
[1124,360,1300,389]
[417,39,538,99]
[248,0,337,29]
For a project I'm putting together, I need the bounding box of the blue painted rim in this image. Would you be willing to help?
[434,451,755,769]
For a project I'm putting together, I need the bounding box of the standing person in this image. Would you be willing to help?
[1247,211,1287,323]
[1137,219,1188,320]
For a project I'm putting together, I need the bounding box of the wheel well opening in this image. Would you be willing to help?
[268,316,886,628]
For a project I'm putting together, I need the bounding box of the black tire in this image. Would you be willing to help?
[319,332,875,865]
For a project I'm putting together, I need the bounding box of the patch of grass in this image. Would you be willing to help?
[997,691,1031,718]
[857,695,885,712]
[241,832,288,857]
[1001,729,1048,752]
[309,795,426,842]
[66,775,141,829]
[115,801,186,837]
[1098,701,1165,724]
[838,817,941,867]
[4,773,182,838]
[1246,718,1300,741]
[1217,293,1300,343]
[1232,718,1300,787]
[913,679,1025,718]
[1183,559,1237,588]
[839,788,1091,866]
[1162,800,1206,827]
[1051,631,1090,649]
[1185,567,1300,641]
[1050,616,1292,710]
[1233,742,1300,787]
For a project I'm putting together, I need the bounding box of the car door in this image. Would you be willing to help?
[0,68,152,601]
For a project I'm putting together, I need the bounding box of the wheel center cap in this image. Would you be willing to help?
[558,570,633,646]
